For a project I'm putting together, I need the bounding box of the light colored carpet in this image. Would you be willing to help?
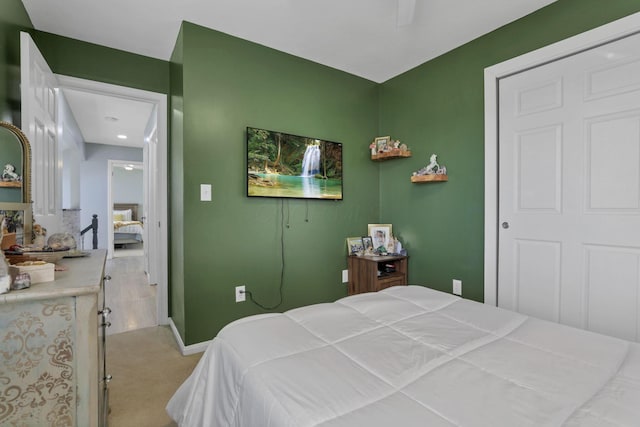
[106,326,202,427]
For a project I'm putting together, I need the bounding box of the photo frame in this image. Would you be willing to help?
[361,235,374,255]
[346,236,364,256]
[374,136,390,152]
[368,223,392,252]
[0,202,33,248]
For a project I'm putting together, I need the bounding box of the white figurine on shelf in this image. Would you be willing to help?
[425,154,439,174]
[1,164,20,182]
[413,153,447,176]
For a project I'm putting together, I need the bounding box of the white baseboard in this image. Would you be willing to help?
[168,318,211,356]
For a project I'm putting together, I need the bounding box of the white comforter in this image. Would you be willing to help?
[167,286,640,426]
[113,220,143,235]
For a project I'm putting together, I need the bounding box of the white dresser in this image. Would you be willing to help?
[0,250,109,426]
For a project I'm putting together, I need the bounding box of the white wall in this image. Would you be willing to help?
[79,143,142,249]
[113,166,143,208]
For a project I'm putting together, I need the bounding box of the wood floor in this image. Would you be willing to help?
[105,251,157,335]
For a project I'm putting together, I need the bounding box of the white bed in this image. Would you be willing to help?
[113,203,143,246]
[167,285,640,426]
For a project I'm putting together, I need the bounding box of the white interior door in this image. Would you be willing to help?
[20,32,62,233]
[142,108,158,285]
[498,32,640,341]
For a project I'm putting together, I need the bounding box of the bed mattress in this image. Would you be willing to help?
[113,220,143,235]
[167,285,640,426]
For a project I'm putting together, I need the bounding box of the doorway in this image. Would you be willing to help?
[109,160,144,257]
[484,13,640,340]
[55,75,169,326]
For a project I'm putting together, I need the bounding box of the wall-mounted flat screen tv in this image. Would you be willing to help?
[247,127,343,200]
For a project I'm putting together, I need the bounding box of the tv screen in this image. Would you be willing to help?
[247,127,343,200]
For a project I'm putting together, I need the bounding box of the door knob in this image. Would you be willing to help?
[501,222,510,229]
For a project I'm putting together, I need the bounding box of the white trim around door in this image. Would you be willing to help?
[484,12,640,306]
[56,75,169,326]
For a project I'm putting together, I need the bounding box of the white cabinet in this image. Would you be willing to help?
[0,250,108,426]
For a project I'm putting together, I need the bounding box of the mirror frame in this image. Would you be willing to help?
[0,121,33,245]
[0,121,32,203]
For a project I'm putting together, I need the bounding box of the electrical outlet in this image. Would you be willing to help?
[342,270,349,283]
[453,279,462,296]
[235,285,246,302]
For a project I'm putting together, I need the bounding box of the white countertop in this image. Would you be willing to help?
[0,249,107,304]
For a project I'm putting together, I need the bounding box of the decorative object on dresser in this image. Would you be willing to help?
[0,122,33,251]
[0,121,31,202]
[0,121,34,294]
[347,254,408,295]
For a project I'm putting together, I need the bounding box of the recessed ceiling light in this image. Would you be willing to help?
[105,116,119,122]
[124,166,133,171]
[117,134,128,139]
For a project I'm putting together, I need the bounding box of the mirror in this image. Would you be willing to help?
[0,121,31,203]
[0,121,32,245]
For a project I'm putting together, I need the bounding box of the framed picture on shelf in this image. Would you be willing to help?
[374,136,390,152]
[368,223,392,252]
[361,236,374,255]
[346,237,364,256]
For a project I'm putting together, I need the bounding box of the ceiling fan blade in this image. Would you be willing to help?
[397,0,416,27]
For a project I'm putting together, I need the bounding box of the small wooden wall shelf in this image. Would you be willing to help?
[411,174,448,183]
[371,150,412,161]
[0,181,21,188]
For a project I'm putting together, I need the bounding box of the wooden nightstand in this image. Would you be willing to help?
[347,255,408,295]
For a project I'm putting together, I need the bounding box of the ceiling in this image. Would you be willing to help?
[61,88,154,147]
[21,0,558,146]
[22,0,558,84]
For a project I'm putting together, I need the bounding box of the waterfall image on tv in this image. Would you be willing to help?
[247,127,343,200]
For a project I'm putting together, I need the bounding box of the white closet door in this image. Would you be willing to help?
[20,31,61,233]
[498,32,640,341]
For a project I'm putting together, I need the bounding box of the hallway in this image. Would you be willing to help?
[105,252,157,335]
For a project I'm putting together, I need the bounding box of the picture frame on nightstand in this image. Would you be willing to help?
[368,223,392,252]
[346,237,364,256]
[361,236,374,255]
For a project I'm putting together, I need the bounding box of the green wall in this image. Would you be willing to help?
[5,0,640,347]
[0,0,32,123]
[174,23,379,345]
[32,32,169,94]
[378,0,640,302]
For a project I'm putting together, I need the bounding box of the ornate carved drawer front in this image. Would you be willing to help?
[0,297,76,426]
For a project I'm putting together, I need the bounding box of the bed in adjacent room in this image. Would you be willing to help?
[113,203,144,247]
[166,285,640,427]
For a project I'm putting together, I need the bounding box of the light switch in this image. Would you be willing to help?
[200,184,212,201]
